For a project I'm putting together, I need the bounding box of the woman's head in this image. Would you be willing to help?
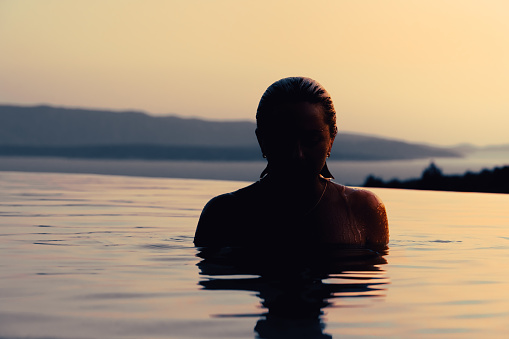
[256,77,337,179]
[256,77,338,138]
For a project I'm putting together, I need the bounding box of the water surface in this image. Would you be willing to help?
[1,171,508,338]
[1,149,507,185]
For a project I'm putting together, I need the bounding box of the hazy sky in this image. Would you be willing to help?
[1,0,509,146]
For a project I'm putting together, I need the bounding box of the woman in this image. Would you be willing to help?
[194,77,389,248]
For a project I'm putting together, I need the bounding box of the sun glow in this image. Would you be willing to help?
[1,0,509,145]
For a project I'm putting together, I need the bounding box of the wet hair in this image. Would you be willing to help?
[256,77,338,137]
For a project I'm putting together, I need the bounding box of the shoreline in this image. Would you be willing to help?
[0,156,263,182]
[1,155,508,186]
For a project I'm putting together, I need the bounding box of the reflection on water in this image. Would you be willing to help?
[1,171,509,338]
[197,246,388,338]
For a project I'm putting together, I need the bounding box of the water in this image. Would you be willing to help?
[1,171,509,338]
[1,148,508,185]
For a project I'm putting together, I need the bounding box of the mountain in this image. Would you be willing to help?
[0,105,258,147]
[450,143,509,155]
[331,133,459,160]
[0,104,461,161]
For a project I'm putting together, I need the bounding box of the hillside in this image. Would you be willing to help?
[0,105,257,147]
[365,162,509,194]
[0,105,461,161]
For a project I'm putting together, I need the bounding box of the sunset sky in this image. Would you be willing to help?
[1,0,508,146]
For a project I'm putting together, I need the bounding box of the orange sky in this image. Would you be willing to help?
[1,0,509,146]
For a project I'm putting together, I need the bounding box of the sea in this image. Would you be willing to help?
[1,152,509,338]
[0,148,508,185]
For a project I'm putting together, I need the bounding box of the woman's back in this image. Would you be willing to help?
[194,178,388,248]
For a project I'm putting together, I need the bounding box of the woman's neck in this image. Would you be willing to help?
[261,173,327,203]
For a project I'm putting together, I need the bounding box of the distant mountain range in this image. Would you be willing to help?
[0,104,464,161]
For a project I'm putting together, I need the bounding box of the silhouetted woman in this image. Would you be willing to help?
[194,77,389,248]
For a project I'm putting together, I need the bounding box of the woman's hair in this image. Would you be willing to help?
[256,77,338,137]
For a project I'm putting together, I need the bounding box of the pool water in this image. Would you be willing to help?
[1,171,508,338]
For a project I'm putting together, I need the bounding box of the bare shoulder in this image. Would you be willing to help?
[194,182,260,247]
[343,186,384,209]
[202,193,237,215]
[340,184,389,247]
[194,193,237,246]
[198,182,259,221]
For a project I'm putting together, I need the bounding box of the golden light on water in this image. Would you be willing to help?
[1,172,509,337]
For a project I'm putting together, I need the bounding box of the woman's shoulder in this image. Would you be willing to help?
[207,181,261,204]
[339,184,384,207]
[331,182,389,246]
[194,182,262,246]
[201,182,259,215]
